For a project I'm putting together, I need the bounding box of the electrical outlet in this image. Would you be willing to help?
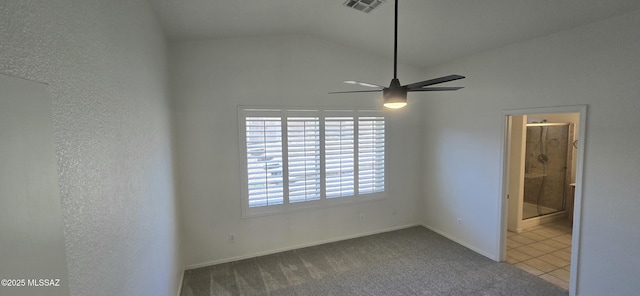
[228,233,235,243]
[360,213,365,221]
[457,218,462,225]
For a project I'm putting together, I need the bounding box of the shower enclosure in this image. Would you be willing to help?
[522,123,572,220]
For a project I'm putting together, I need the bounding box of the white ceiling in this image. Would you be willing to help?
[149,0,640,69]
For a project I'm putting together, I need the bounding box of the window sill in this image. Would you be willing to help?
[242,192,386,218]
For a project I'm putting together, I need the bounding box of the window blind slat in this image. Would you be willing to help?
[287,117,321,203]
[358,117,385,195]
[324,117,355,199]
[243,110,385,212]
[245,117,284,207]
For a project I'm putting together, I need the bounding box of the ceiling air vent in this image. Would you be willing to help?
[343,0,386,13]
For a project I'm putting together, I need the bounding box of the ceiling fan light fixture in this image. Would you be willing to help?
[383,85,407,109]
[383,101,407,109]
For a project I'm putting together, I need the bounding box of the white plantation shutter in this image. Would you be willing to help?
[358,117,385,194]
[240,108,385,216]
[287,117,321,203]
[324,116,355,198]
[245,116,284,207]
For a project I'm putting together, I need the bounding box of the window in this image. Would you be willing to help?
[324,116,355,198]
[240,108,385,217]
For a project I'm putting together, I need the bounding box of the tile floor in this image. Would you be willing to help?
[507,220,573,290]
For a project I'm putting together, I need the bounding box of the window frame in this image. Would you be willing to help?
[239,107,387,218]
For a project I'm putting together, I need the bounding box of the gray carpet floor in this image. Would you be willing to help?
[180,226,569,296]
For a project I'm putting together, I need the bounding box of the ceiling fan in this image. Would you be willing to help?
[330,0,465,109]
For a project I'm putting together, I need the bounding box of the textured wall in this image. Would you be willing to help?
[170,35,424,268]
[420,10,640,296]
[0,1,181,295]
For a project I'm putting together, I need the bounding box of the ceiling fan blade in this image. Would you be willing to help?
[327,0,465,108]
[404,75,465,90]
[329,90,383,94]
[408,87,464,92]
[343,80,385,89]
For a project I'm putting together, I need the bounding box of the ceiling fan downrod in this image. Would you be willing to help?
[329,0,466,109]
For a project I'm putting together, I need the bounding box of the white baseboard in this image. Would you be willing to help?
[185,223,421,270]
[421,223,498,261]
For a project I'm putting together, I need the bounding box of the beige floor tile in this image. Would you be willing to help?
[522,258,557,273]
[537,254,570,268]
[551,234,572,245]
[528,241,561,253]
[540,274,569,290]
[510,235,536,245]
[506,221,574,291]
[523,224,546,231]
[506,256,520,264]
[515,262,544,276]
[540,227,568,236]
[507,238,523,249]
[529,228,559,238]
[550,249,572,261]
[549,224,573,233]
[549,268,571,282]
[540,238,570,249]
[507,249,533,262]
[520,232,547,242]
[515,246,546,257]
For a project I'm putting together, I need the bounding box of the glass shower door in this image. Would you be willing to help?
[522,123,570,220]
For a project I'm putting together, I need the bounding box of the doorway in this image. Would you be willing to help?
[500,106,586,296]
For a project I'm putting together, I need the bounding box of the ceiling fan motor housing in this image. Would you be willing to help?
[383,78,408,105]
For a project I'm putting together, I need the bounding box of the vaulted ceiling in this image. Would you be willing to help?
[149,0,640,68]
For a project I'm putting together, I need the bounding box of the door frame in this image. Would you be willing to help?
[498,105,587,296]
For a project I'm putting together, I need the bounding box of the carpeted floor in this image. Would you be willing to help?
[180,226,568,296]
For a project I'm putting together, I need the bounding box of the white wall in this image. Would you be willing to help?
[0,1,182,295]
[170,35,424,267]
[421,10,640,296]
[0,74,69,296]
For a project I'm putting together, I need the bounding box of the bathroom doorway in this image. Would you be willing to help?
[500,106,586,296]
